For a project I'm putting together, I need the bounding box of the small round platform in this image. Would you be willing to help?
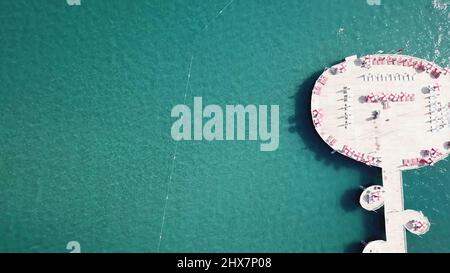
[402,210,430,235]
[359,185,385,211]
[362,240,388,253]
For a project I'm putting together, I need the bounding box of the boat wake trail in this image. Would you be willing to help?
[203,0,235,31]
[157,0,236,253]
[157,56,193,253]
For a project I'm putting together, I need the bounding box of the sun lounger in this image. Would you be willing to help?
[403,159,411,167]
[407,58,416,67]
[338,63,347,73]
[442,68,450,76]
[342,145,354,157]
[419,157,434,166]
[313,118,322,127]
[363,155,376,166]
[430,148,442,158]
[397,57,406,66]
[426,63,436,73]
[313,85,322,95]
[326,136,337,146]
[318,75,328,85]
[387,56,394,65]
[312,109,323,118]
[352,151,362,161]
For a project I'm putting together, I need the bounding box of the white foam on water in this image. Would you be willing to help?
[432,0,448,11]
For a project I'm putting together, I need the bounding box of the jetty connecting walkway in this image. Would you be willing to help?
[364,169,407,253]
[383,169,406,252]
[311,54,449,253]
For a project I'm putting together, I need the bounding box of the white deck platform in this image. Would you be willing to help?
[359,185,384,211]
[311,54,448,253]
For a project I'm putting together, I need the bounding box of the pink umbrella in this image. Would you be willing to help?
[412,220,428,232]
[431,68,441,78]
[415,61,425,71]
[370,191,381,202]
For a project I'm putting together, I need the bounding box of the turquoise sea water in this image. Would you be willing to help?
[0,0,449,252]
